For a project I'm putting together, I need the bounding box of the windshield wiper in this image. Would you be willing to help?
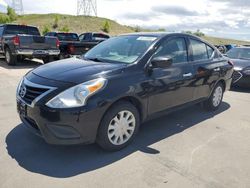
[84,57,104,62]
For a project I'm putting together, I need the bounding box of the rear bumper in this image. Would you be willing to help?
[16,49,60,56]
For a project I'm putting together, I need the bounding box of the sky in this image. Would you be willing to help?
[0,0,250,41]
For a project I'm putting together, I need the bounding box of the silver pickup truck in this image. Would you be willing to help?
[0,24,60,65]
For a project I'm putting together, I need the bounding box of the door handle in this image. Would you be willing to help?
[183,73,193,77]
[214,67,220,72]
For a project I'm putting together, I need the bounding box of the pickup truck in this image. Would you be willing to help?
[45,32,109,59]
[0,24,60,65]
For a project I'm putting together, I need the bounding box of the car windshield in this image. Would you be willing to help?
[57,33,79,41]
[227,48,250,59]
[84,35,158,64]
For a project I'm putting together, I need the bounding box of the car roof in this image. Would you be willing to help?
[120,32,202,39]
[0,24,37,28]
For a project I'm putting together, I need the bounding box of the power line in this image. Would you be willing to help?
[77,0,97,16]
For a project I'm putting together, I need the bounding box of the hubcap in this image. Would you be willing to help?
[213,86,223,107]
[5,50,10,63]
[108,110,136,145]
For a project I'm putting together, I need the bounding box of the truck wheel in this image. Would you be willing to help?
[96,101,140,151]
[5,47,17,66]
[203,82,224,111]
[43,57,54,64]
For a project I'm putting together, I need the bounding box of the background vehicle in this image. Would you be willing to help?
[16,33,233,151]
[227,47,250,88]
[45,32,85,59]
[45,32,110,59]
[0,24,60,65]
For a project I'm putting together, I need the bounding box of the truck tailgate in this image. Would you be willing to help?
[18,35,58,50]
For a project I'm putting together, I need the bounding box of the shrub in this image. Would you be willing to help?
[102,20,110,33]
[0,14,10,23]
[59,25,70,32]
[42,25,51,35]
[134,25,141,32]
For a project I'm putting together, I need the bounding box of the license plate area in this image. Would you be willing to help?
[17,99,27,117]
[34,50,47,54]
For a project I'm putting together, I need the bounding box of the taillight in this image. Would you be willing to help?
[228,59,234,66]
[13,36,20,46]
[56,38,60,48]
[68,44,75,54]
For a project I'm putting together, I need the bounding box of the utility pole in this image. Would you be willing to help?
[77,0,97,16]
[12,0,24,15]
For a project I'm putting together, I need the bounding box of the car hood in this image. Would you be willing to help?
[32,58,126,84]
[231,58,250,70]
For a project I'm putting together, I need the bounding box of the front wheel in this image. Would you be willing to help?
[203,83,224,111]
[96,101,140,151]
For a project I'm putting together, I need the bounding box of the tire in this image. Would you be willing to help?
[43,56,54,64]
[203,82,224,111]
[96,101,140,151]
[5,47,17,66]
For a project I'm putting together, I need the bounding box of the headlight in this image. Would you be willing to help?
[46,78,107,108]
[243,67,250,75]
[16,77,24,96]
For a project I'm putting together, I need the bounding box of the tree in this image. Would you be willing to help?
[102,20,110,33]
[134,25,141,32]
[158,28,166,32]
[59,25,70,32]
[53,15,59,29]
[7,6,17,21]
[193,29,205,37]
[42,25,51,35]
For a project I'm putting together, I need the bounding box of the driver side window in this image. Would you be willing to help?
[154,37,188,64]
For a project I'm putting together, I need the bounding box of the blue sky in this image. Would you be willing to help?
[1,0,250,41]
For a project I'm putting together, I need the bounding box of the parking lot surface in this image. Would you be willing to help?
[0,59,250,188]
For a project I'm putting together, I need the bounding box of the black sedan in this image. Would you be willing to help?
[16,33,233,151]
[227,47,250,88]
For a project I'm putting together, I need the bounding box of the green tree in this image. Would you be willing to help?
[193,29,205,37]
[53,15,59,29]
[102,20,110,33]
[158,28,166,32]
[7,6,17,21]
[134,25,141,32]
[42,25,51,35]
[59,25,70,32]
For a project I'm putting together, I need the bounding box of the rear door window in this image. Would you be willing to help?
[190,39,209,61]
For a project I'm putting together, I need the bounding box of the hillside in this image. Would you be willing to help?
[10,13,250,45]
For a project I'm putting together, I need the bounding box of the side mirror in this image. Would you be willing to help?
[151,56,173,68]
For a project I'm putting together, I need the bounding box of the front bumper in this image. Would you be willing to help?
[232,71,250,88]
[16,49,60,56]
[17,97,107,145]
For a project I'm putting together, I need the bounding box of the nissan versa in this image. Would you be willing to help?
[16,33,234,151]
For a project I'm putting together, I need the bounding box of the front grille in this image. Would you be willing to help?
[232,71,243,83]
[18,81,49,105]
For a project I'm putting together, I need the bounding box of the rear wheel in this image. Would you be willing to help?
[96,101,140,151]
[5,47,17,66]
[203,83,224,111]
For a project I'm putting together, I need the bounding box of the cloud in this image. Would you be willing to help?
[152,5,201,16]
